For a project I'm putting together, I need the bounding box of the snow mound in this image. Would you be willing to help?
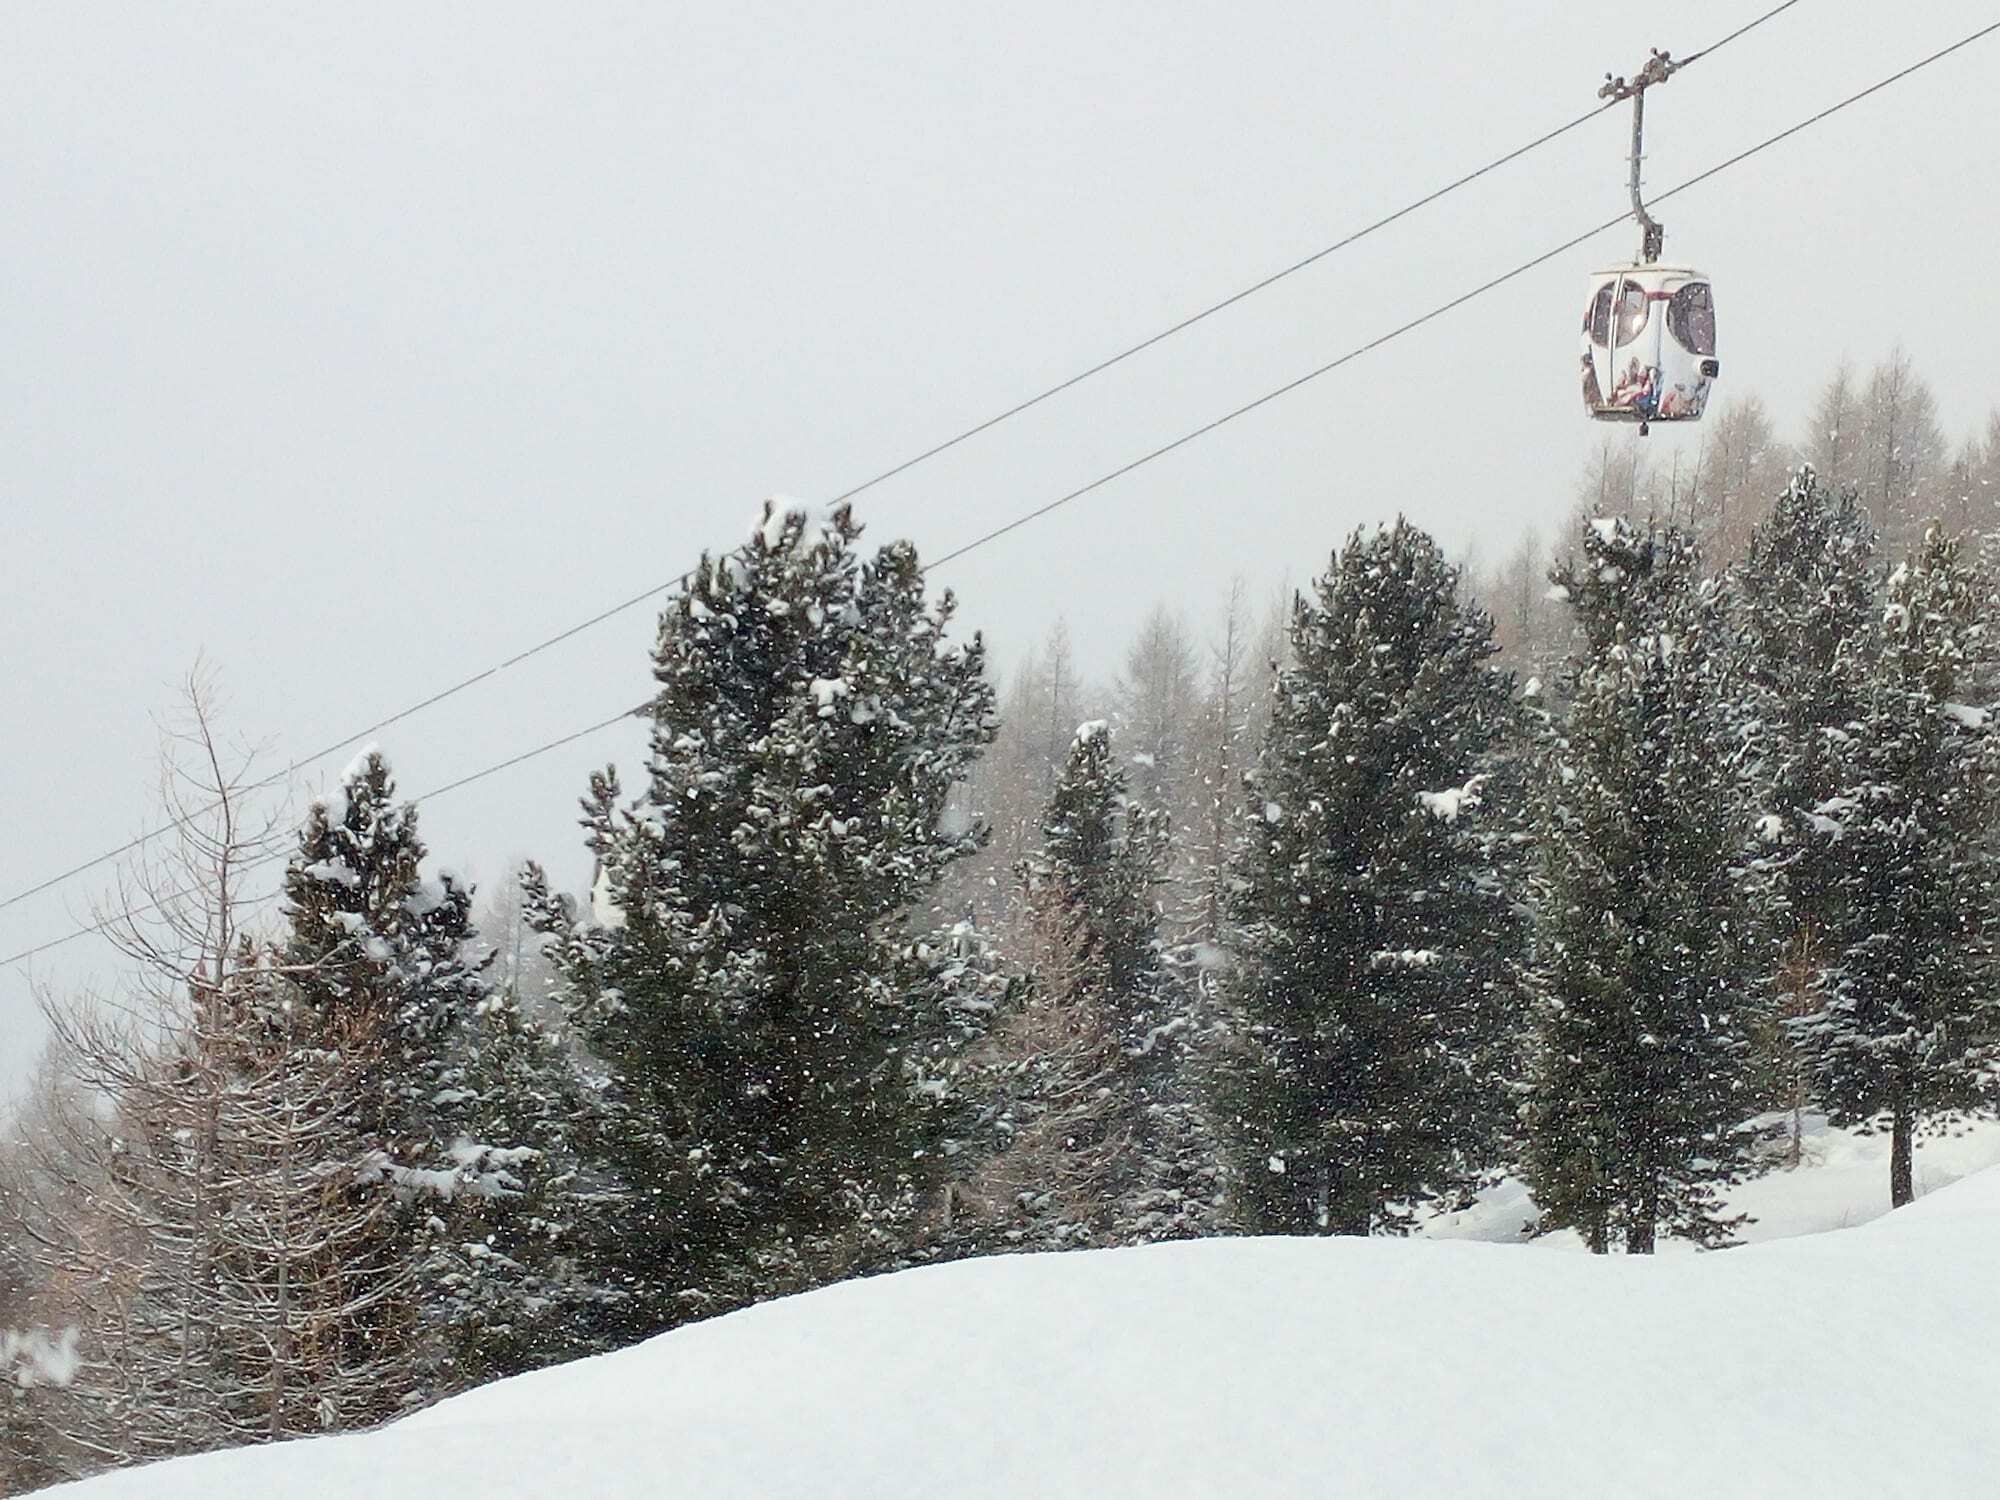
[45,1167,2000,1498]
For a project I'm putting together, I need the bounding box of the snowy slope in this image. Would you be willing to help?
[1425,1111,2000,1248]
[45,1162,2000,1499]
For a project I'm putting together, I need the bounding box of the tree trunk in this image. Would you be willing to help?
[1781,923,1818,1170]
[1624,1176,1658,1254]
[1890,1104,1915,1209]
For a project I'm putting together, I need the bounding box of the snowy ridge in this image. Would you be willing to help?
[47,1162,2000,1499]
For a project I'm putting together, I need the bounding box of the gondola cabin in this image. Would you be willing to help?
[1580,266,1717,431]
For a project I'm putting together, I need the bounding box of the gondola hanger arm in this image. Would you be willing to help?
[1599,47,1681,263]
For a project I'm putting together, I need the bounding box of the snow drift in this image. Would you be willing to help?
[47,1166,2000,1498]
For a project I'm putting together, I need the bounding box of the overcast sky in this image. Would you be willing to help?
[6,0,1997,1096]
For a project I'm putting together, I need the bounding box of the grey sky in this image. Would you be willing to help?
[5,0,1996,1095]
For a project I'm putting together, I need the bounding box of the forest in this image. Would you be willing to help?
[5,347,1999,1490]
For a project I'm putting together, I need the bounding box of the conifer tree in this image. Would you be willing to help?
[1223,518,1523,1236]
[529,500,1001,1329]
[281,751,575,1391]
[1791,526,2000,1208]
[427,990,629,1378]
[1027,724,1171,1016]
[1019,723,1220,1243]
[1523,517,1760,1253]
[1733,470,1877,1159]
[282,750,490,1173]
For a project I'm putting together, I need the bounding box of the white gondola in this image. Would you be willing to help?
[1582,47,1717,434]
[1580,265,1717,428]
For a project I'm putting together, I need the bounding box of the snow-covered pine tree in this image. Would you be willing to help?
[425,987,630,1379]
[1028,723,1172,1013]
[283,750,490,1173]
[281,750,566,1396]
[1015,722,1220,1244]
[1523,516,1761,1253]
[1791,525,2000,1209]
[1223,518,1523,1236]
[529,500,1001,1329]
[1732,470,1877,1159]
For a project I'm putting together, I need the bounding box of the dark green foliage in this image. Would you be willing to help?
[530,501,1001,1328]
[1026,721,1174,1038]
[423,990,633,1380]
[1735,470,1878,947]
[1789,526,2000,1208]
[1731,470,1878,1140]
[1224,518,1524,1236]
[283,751,488,1164]
[281,752,610,1388]
[1522,517,1760,1253]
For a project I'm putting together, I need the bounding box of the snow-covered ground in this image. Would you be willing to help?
[44,1119,2000,1499]
[1425,1110,2000,1249]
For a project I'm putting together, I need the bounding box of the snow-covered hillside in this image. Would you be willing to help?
[1425,1110,2000,1248]
[46,1154,2000,1499]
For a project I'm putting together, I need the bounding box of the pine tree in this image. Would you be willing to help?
[1791,526,2000,1208]
[1733,470,1877,1161]
[282,750,490,1175]
[1026,723,1220,1242]
[1223,519,1523,1236]
[425,988,629,1378]
[530,500,1001,1329]
[1523,516,1760,1253]
[280,750,573,1396]
[1028,724,1171,1012]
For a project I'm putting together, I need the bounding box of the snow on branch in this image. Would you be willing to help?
[1416,775,1486,824]
[756,494,838,553]
[360,1142,541,1203]
[3,1326,80,1390]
